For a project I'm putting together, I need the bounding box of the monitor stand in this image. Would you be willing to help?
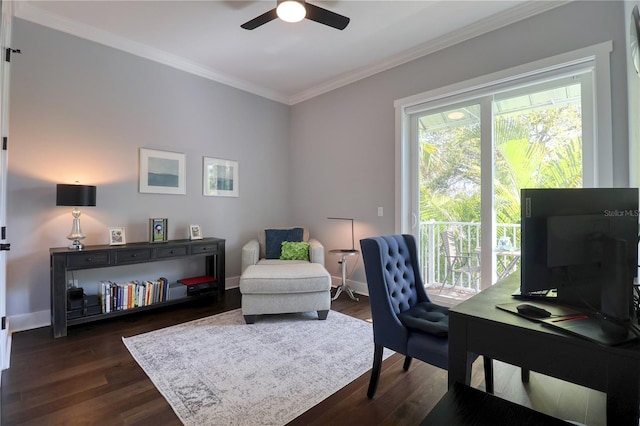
[512,287,558,300]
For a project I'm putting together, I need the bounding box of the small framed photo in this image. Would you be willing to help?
[203,157,239,197]
[139,148,186,195]
[109,227,126,245]
[149,218,168,243]
[189,224,203,240]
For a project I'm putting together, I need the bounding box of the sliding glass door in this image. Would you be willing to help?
[412,73,590,297]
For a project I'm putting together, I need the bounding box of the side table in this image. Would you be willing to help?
[329,249,359,301]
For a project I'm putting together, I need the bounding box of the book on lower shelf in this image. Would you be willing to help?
[99,277,170,313]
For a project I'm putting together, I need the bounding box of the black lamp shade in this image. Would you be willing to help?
[56,184,96,207]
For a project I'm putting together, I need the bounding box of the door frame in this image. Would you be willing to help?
[0,0,13,375]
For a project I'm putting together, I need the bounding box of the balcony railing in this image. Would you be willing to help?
[419,220,521,295]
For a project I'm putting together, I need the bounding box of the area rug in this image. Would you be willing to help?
[122,309,393,425]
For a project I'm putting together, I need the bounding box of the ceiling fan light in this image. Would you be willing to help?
[277,0,306,23]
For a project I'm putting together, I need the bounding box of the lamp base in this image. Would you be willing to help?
[68,239,84,251]
[67,212,86,250]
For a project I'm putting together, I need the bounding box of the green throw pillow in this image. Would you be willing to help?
[280,241,310,260]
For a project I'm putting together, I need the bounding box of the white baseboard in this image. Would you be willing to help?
[3,310,49,371]
[9,309,50,334]
[4,279,230,337]
[5,276,365,336]
[7,280,245,334]
[225,276,240,289]
[331,276,369,297]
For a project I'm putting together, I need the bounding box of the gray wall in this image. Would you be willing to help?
[8,19,291,322]
[6,1,631,325]
[290,1,630,286]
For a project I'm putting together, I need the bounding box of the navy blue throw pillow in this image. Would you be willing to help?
[265,228,304,259]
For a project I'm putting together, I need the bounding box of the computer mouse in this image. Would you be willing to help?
[516,303,552,318]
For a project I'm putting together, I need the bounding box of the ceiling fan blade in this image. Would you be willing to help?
[305,3,350,30]
[241,8,278,30]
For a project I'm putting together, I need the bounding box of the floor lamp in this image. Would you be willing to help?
[327,217,359,301]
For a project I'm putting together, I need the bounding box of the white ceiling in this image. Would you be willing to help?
[13,1,566,105]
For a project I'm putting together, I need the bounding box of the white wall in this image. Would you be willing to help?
[291,1,630,287]
[7,19,291,325]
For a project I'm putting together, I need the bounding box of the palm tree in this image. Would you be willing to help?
[420,104,582,226]
[494,106,582,225]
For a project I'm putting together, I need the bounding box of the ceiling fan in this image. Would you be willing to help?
[241,0,350,31]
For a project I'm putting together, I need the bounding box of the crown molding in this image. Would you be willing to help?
[14,1,570,106]
[13,2,290,104]
[289,1,571,104]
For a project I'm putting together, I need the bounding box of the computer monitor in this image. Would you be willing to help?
[520,188,639,322]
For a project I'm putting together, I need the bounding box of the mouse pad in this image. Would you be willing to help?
[495,302,580,321]
[540,315,637,346]
[496,302,636,346]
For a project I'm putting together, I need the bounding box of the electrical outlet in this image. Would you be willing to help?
[378,207,383,217]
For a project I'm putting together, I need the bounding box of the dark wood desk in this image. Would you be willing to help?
[448,274,640,425]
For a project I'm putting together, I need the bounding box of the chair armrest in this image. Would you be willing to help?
[459,252,480,266]
[308,238,325,266]
[241,239,260,274]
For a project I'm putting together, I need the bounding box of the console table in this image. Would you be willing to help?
[50,237,225,338]
[448,273,640,425]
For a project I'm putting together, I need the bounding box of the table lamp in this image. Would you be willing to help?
[327,217,356,252]
[56,183,96,250]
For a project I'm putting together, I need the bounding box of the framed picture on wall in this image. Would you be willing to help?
[203,157,239,197]
[189,224,203,240]
[139,148,186,195]
[108,227,126,245]
[149,218,168,243]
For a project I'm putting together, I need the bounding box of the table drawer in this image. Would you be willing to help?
[157,245,189,258]
[67,252,110,268]
[115,248,153,264]
[191,243,219,255]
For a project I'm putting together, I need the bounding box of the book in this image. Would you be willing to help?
[97,277,177,314]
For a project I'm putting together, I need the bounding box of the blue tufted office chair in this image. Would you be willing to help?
[360,234,493,398]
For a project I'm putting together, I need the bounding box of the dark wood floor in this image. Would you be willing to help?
[1,289,604,425]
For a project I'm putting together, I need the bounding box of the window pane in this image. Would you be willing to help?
[418,103,481,293]
[493,80,583,283]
